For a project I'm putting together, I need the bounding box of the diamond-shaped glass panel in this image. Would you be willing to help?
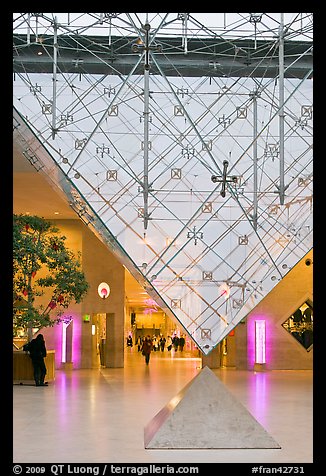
[282,301,313,351]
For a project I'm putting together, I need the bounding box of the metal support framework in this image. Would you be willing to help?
[51,17,58,140]
[132,22,163,229]
[278,13,287,205]
[12,13,313,354]
[142,23,153,230]
[251,89,259,230]
[181,13,188,54]
[211,161,238,197]
[143,65,150,229]
[142,24,151,230]
[151,54,223,175]
[13,35,313,79]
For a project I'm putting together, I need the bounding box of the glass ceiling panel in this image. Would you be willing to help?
[13,13,313,354]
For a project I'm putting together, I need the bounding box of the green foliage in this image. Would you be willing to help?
[13,214,89,337]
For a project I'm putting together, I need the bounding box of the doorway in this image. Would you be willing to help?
[91,313,107,368]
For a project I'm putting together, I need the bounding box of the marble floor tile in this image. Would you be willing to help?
[13,349,313,464]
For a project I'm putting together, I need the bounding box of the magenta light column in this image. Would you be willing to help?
[254,319,266,371]
[61,319,73,363]
[71,313,82,369]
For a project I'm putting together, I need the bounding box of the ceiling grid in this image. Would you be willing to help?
[13,13,313,354]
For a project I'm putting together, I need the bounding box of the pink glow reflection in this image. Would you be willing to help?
[248,371,269,425]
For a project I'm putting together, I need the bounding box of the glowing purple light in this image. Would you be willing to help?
[62,322,67,363]
[144,298,158,308]
[255,320,266,364]
[143,308,157,315]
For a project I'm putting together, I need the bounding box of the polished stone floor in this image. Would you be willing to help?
[13,348,313,463]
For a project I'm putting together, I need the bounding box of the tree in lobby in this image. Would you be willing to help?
[13,214,89,341]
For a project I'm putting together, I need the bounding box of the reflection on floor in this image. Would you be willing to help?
[13,348,313,463]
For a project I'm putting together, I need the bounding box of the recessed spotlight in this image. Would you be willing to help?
[54,211,59,215]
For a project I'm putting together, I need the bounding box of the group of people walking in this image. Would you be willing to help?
[132,334,186,365]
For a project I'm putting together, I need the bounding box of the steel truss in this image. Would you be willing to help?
[13,13,313,354]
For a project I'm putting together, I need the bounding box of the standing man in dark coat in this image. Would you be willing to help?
[26,334,48,386]
[141,335,153,365]
[179,334,185,352]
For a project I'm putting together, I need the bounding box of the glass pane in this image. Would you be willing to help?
[13,13,313,354]
[282,301,313,351]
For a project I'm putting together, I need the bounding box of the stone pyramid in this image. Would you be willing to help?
[144,366,281,449]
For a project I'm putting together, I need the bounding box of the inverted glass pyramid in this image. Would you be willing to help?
[13,13,313,354]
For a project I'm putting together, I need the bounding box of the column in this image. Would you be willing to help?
[105,312,124,368]
[201,345,220,369]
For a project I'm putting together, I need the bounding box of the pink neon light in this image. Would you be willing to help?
[144,298,158,308]
[62,322,67,363]
[61,318,73,363]
[143,308,157,315]
[255,320,266,364]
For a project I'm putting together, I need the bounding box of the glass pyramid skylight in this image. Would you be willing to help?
[13,13,313,354]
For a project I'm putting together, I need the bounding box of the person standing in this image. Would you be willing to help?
[179,334,185,351]
[141,335,153,365]
[166,335,173,351]
[136,335,142,352]
[126,335,133,348]
[172,335,179,352]
[25,334,48,386]
[160,335,166,352]
[152,335,159,352]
